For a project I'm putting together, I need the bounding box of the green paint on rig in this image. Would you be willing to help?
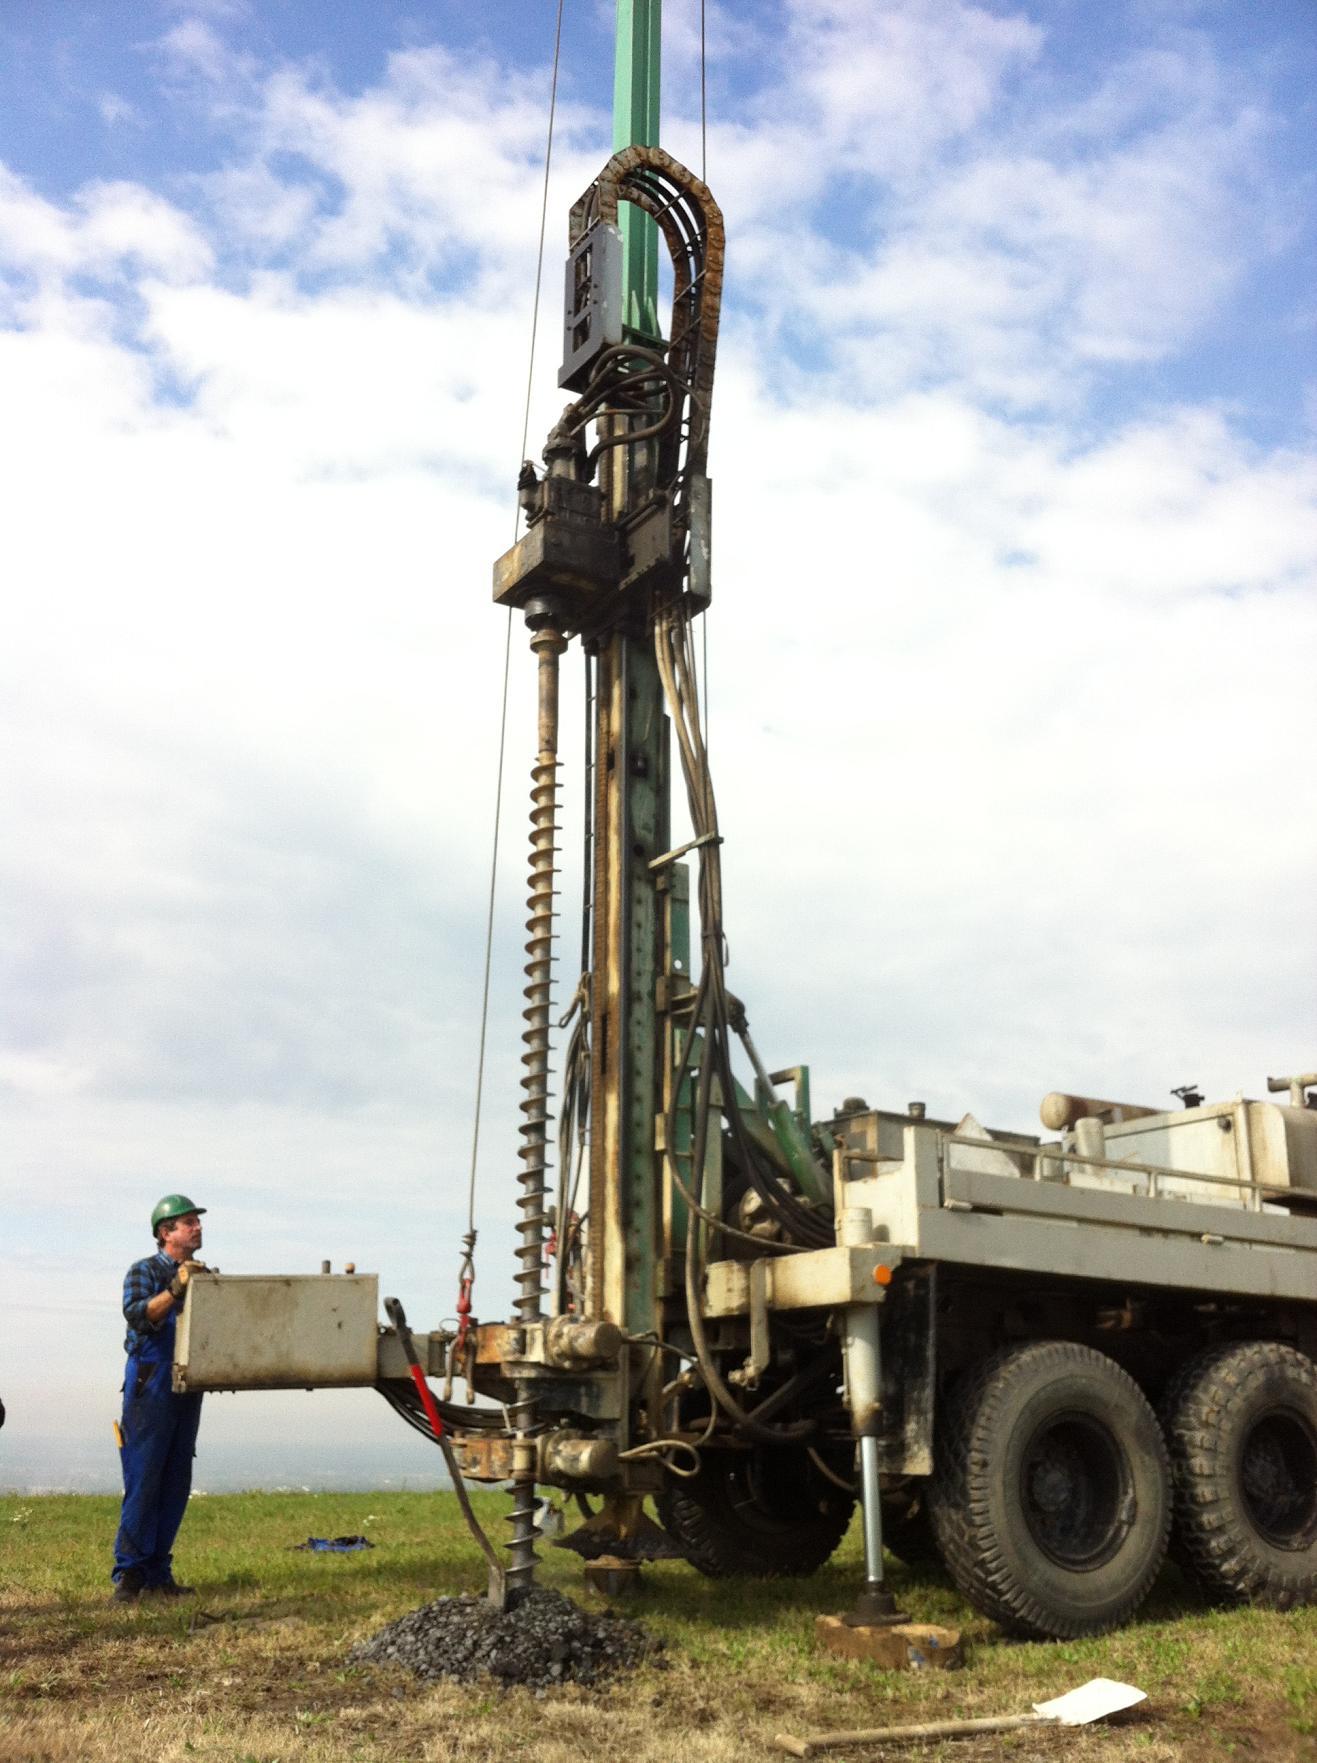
[729,1071,833,1209]
[612,0,661,341]
[612,0,665,1342]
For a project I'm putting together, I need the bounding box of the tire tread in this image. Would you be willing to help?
[929,1340,1170,1639]
[1163,1340,1317,1609]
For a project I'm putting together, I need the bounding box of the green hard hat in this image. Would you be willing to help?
[150,1193,207,1234]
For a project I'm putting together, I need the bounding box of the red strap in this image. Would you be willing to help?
[407,1362,445,1439]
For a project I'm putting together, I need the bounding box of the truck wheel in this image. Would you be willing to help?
[929,1341,1170,1638]
[1163,1341,1317,1608]
[657,1446,854,1578]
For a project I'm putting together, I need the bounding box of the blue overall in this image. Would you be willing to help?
[112,1253,203,1588]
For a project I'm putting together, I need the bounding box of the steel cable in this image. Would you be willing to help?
[464,0,568,1240]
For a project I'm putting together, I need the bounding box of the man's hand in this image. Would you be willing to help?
[168,1259,208,1299]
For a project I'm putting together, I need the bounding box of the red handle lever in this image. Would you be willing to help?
[407,1362,445,1439]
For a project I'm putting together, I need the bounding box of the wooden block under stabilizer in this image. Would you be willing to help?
[815,1614,963,1671]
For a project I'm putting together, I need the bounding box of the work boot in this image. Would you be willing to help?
[151,1580,196,1598]
[111,1570,145,1604]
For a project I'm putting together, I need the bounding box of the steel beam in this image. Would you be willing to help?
[612,0,661,339]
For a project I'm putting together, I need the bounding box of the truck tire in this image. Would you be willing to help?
[1162,1341,1317,1608]
[657,1446,854,1578]
[929,1341,1170,1638]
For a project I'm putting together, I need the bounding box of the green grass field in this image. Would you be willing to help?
[1,1490,1313,1762]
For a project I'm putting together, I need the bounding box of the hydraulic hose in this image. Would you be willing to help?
[378,1302,504,1585]
[683,1196,815,1446]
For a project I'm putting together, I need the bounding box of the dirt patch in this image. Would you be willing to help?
[1182,1713,1317,1763]
[350,1586,662,1692]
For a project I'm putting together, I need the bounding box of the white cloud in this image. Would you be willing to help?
[677,5,1284,411]
[244,49,602,279]
[781,0,1043,170]
[0,168,212,287]
[154,16,240,85]
[198,159,320,252]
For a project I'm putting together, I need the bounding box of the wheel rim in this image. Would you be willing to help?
[1238,1407,1317,1550]
[1020,1411,1134,1570]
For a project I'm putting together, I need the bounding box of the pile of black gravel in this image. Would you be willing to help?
[351,1587,662,1692]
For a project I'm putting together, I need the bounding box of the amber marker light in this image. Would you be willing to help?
[873,1264,893,1287]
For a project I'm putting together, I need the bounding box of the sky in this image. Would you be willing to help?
[1,0,1314,1496]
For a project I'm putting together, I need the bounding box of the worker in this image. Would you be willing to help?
[111,1194,209,1602]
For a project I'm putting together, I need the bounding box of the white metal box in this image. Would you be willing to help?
[173,1273,380,1392]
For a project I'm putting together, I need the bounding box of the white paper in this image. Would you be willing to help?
[1032,1679,1147,1726]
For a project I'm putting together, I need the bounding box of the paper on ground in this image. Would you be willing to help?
[1033,1679,1147,1726]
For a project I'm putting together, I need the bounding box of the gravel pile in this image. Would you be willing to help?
[351,1587,661,1692]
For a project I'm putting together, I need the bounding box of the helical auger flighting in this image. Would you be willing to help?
[507,619,565,1603]
[503,1387,543,1603]
[516,623,567,1322]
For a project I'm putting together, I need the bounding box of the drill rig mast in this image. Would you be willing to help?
[479,2,864,1607]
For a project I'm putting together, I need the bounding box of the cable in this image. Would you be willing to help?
[699,0,708,185]
[658,963,798,1254]
[808,1446,859,1495]
[617,1437,702,1476]
[554,975,591,1315]
[376,1379,503,1433]
[683,1194,815,1445]
[519,0,568,492]
[653,601,833,1254]
[463,0,568,1240]
[646,587,849,1446]
[699,0,710,777]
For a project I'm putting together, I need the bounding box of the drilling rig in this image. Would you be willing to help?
[174,2,1317,1643]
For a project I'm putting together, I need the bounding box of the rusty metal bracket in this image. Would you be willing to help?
[731,1257,772,1391]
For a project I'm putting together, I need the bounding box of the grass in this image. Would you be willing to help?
[0,1490,1313,1762]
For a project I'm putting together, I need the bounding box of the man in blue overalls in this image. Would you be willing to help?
[112,1194,208,1602]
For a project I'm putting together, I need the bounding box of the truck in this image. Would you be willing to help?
[173,2,1317,1645]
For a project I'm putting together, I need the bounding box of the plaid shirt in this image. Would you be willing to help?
[122,1251,176,1356]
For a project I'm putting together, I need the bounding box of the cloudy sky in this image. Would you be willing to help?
[2,0,1314,1494]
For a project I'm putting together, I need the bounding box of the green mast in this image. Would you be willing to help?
[612,0,661,339]
[585,0,671,1346]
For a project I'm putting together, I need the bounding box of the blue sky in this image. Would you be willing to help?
[2,0,1314,1493]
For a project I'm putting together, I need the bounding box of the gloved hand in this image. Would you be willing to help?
[168,1259,208,1299]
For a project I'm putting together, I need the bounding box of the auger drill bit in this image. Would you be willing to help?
[506,610,566,1605]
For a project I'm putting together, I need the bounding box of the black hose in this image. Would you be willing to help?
[683,1194,815,1446]
[375,1379,503,1432]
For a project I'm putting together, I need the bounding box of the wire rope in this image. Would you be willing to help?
[464,0,569,1236]
[699,0,708,184]
[698,0,711,752]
